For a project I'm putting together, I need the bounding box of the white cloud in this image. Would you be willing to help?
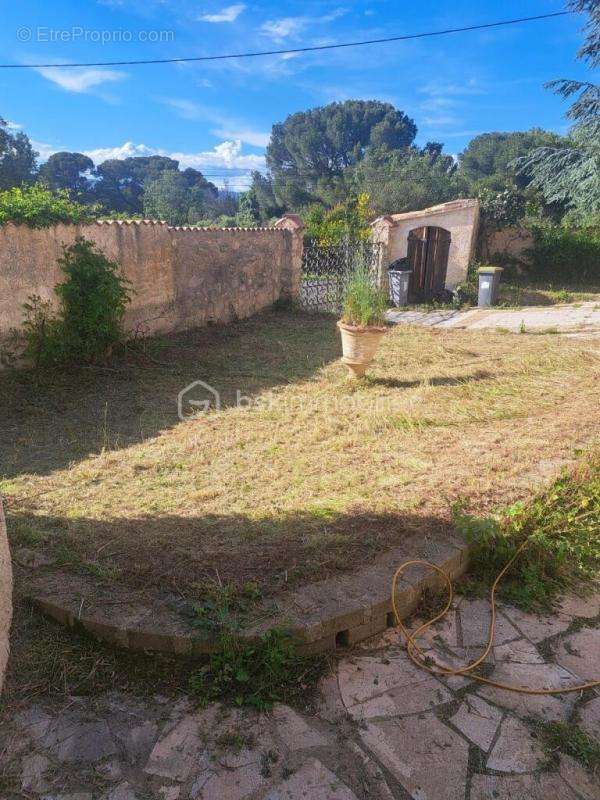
[260,17,305,41]
[81,141,157,162]
[421,114,461,127]
[213,128,270,147]
[419,79,486,98]
[170,140,264,171]
[160,97,269,148]
[260,8,346,42]
[163,98,203,120]
[31,139,60,160]
[35,67,126,93]
[199,4,245,23]
[75,139,265,187]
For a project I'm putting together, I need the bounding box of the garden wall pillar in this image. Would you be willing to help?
[274,214,305,299]
[370,215,395,292]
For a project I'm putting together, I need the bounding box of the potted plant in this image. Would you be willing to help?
[337,264,388,377]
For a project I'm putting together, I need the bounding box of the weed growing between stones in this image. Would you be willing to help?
[538,721,600,774]
[188,579,327,709]
[191,579,263,637]
[189,627,327,710]
[455,452,600,613]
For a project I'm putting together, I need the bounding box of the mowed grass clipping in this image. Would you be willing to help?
[2,309,599,600]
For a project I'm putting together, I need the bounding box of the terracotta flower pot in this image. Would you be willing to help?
[337,320,387,378]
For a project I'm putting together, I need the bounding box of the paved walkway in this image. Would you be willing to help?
[2,592,600,799]
[386,301,600,334]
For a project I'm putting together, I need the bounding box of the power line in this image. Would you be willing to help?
[1,11,574,69]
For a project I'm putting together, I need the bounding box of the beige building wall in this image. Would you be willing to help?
[0,217,304,342]
[0,500,11,692]
[372,199,480,289]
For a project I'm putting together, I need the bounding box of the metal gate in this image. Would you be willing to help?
[407,226,451,303]
[300,239,382,313]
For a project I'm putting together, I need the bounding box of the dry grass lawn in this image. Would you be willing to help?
[1,309,599,603]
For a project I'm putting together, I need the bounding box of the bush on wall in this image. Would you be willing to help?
[0,185,95,227]
[525,223,600,284]
[23,238,131,366]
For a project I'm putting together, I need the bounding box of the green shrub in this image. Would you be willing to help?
[525,223,600,284]
[23,238,131,366]
[0,185,94,227]
[304,193,372,247]
[341,264,387,326]
[455,453,600,612]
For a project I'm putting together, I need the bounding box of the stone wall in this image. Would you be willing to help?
[480,225,534,265]
[0,217,304,342]
[0,500,11,692]
[371,199,480,290]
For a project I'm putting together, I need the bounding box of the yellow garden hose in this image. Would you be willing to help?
[391,539,600,695]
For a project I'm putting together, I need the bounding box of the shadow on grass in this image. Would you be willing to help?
[4,503,455,710]
[7,505,454,601]
[370,370,492,390]
[0,310,340,479]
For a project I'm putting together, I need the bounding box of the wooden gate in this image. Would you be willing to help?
[407,226,451,302]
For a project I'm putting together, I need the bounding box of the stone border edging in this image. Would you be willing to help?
[25,532,469,657]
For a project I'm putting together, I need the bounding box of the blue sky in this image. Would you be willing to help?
[0,1,592,188]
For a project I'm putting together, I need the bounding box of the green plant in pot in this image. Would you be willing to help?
[337,263,388,377]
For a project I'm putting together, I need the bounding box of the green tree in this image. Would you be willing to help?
[249,171,284,221]
[458,129,567,190]
[0,185,93,227]
[92,155,180,214]
[39,151,94,196]
[266,100,417,208]
[142,170,208,224]
[516,0,600,221]
[0,117,37,189]
[353,146,462,215]
[235,190,260,226]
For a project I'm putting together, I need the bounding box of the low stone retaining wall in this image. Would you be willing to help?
[0,216,304,343]
[0,500,12,691]
[25,531,469,656]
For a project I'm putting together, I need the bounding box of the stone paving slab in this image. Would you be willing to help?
[386,301,600,333]
[265,758,359,800]
[499,604,573,643]
[337,653,452,719]
[578,696,600,743]
[558,753,600,800]
[449,695,503,752]
[477,660,579,721]
[3,592,600,800]
[470,772,579,800]
[553,627,600,683]
[360,713,470,800]
[486,715,545,773]
[457,599,520,647]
